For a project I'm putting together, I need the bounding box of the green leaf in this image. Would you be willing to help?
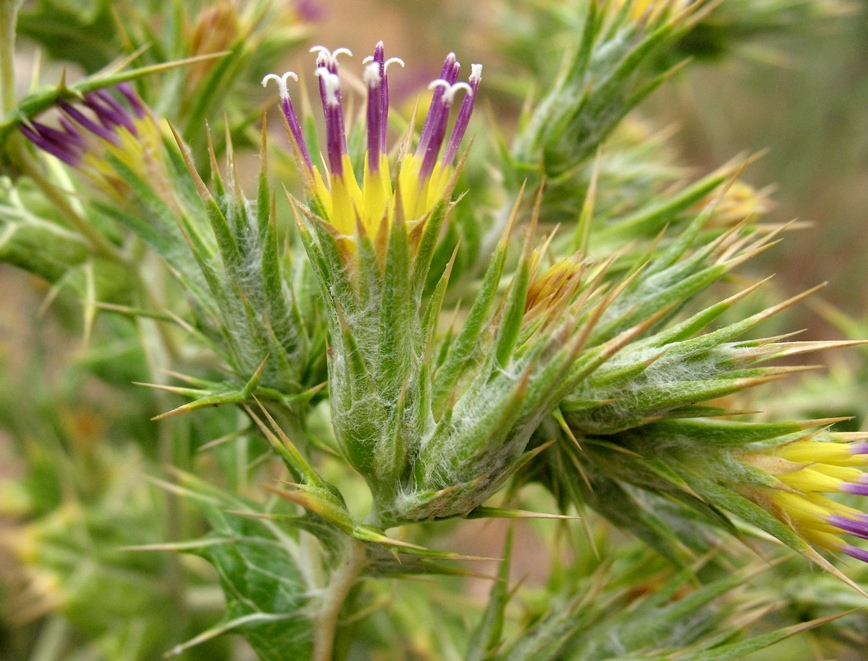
[466,528,512,661]
[378,209,413,388]
[679,612,850,661]
[17,0,117,72]
[431,228,512,415]
[170,475,318,660]
[190,516,314,661]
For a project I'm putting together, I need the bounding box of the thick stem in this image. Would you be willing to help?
[312,538,367,661]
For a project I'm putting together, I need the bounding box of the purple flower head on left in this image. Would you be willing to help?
[20,83,147,167]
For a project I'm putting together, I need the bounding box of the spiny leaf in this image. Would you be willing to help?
[0,52,231,141]
[466,528,513,661]
[431,189,524,414]
[677,611,853,661]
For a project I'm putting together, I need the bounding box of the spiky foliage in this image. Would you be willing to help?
[7,80,325,412]
[0,438,230,661]
[506,1,708,225]
[473,532,849,661]
[15,0,317,158]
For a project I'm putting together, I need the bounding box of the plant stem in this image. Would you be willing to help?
[15,150,127,262]
[312,538,367,661]
[0,0,21,115]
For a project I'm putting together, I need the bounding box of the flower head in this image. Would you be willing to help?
[547,413,868,574]
[525,253,589,323]
[263,43,481,237]
[187,4,241,76]
[20,84,173,208]
[743,436,868,564]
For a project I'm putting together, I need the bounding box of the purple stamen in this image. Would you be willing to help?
[58,115,84,141]
[316,67,347,176]
[372,42,385,71]
[829,514,868,540]
[32,120,86,151]
[446,62,460,85]
[852,443,868,455]
[282,96,312,170]
[365,62,383,173]
[375,43,389,153]
[442,64,481,166]
[117,83,146,119]
[842,544,868,564]
[416,53,458,162]
[20,123,80,165]
[417,77,472,181]
[90,90,138,135]
[59,101,121,146]
[417,92,451,180]
[842,482,868,497]
[85,94,117,127]
[363,43,404,172]
[262,72,313,171]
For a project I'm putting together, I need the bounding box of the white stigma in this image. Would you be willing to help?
[427,79,473,105]
[315,68,342,107]
[384,57,405,73]
[310,45,353,69]
[363,56,405,72]
[261,71,298,99]
[469,63,483,84]
[363,63,381,88]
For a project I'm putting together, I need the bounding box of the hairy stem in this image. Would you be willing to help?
[312,538,367,661]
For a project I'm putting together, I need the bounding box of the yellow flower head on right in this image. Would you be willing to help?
[743,436,868,564]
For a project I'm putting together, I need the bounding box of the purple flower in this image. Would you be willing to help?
[21,83,146,167]
[262,43,481,236]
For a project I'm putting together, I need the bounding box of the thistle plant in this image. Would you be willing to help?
[1,1,867,660]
